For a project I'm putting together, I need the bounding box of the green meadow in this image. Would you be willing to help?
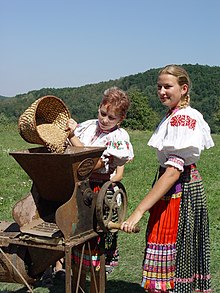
[0,123,219,292]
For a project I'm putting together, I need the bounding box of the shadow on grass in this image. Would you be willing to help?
[106,280,145,293]
[0,279,145,293]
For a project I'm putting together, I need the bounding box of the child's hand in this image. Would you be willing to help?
[66,118,77,133]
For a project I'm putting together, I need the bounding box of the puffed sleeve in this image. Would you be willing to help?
[148,108,214,171]
[102,128,134,166]
[74,120,95,137]
[73,119,98,145]
[163,113,203,168]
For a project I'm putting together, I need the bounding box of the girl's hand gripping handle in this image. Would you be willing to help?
[107,221,140,233]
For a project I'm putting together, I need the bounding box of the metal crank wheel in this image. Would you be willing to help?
[96,181,128,233]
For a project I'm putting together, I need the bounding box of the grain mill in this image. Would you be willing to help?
[0,96,130,293]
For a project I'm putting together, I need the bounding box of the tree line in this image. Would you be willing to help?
[0,64,220,133]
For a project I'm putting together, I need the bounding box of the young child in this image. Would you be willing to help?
[121,65,214,293]
[66,86,134,291]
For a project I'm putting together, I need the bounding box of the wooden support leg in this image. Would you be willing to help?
[99,254,106,293]
[65,246,72,293]
[71,239,106,293]
[88,242,106,293]
[72,243,86,293]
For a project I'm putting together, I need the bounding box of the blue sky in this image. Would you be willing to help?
[1,0,220,97]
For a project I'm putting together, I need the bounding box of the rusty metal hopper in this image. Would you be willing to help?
[10,145,106,240]
[10,145,105,203]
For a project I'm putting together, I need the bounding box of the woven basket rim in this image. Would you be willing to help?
[18,95,71,147]
[19,95,70,127]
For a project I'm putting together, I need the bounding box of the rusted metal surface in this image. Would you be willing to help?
[0,145,128,292]
[96,181,128,233]
[11,146,105,241]
[11,146,105,202]
[0,243,36,284]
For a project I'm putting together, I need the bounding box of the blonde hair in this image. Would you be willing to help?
[159,65,191,108]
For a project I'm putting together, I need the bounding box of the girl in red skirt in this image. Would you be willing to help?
[121,65,214,293]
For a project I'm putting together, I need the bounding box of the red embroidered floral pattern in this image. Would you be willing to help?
[106,141,130,150]
[106,141,123,150]
[170,115,196,130]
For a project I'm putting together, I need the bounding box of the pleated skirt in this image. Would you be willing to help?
[141,165,212,293]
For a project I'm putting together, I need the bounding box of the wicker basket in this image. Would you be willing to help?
[18,95,71,153]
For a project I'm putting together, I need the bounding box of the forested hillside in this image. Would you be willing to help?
[1,64,220,133]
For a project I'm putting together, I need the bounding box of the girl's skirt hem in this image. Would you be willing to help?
[141,165,212,292]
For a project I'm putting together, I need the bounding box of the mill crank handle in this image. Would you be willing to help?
[107,221,140,233]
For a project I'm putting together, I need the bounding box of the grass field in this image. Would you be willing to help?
[0,123,219,292]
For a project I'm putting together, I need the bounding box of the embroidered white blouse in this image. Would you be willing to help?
[148,106,214,171]
[74,119,134,174]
